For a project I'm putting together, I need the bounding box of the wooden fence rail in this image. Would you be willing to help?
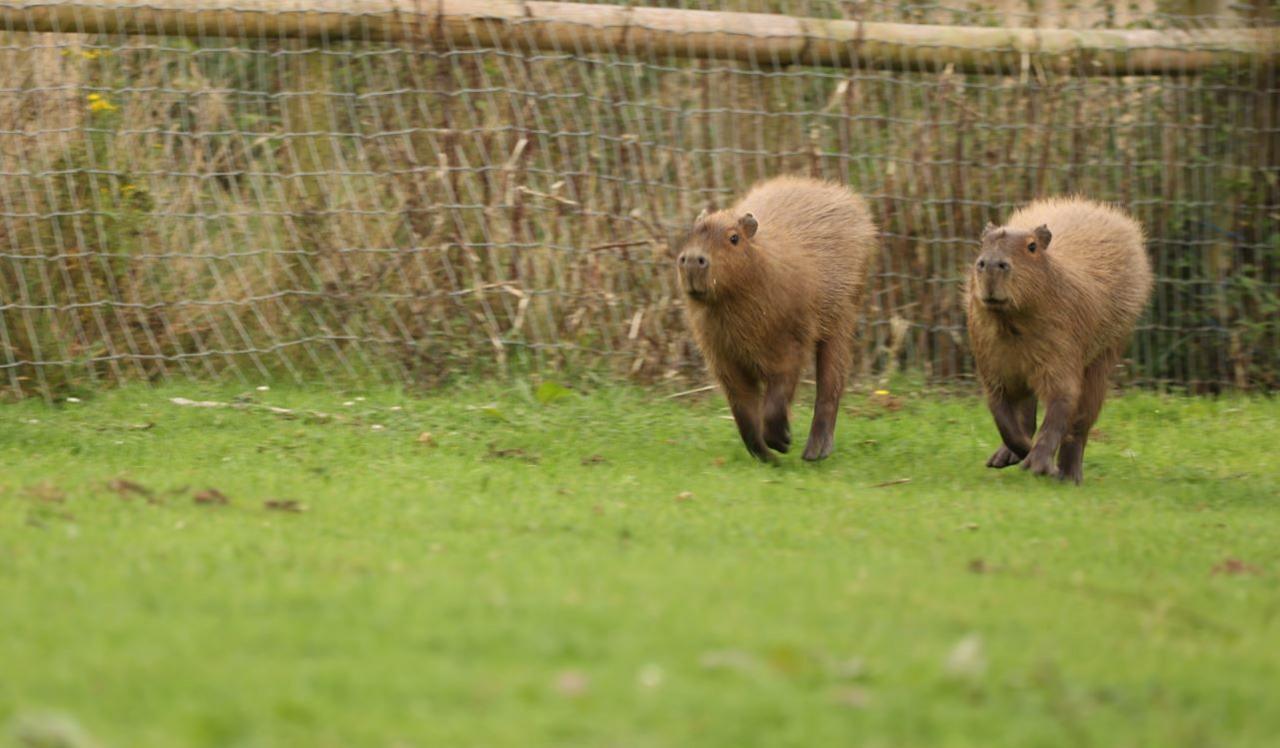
[1,0,1276,75]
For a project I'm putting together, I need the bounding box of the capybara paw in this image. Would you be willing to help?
[1057,465,1083,485]
[802,434,833,462]
[986,445,1023,468]
[744,441,778,464]
[764,424,791,454]
[1022,450,1059,478]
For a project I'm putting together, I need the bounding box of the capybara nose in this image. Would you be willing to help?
[977,256,1010,273]
[678,251,709,270]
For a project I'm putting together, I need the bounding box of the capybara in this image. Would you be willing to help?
[966,197,1153,484]
[675,176,876,462]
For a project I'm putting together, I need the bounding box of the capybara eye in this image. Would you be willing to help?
[729,234,740,245]
[1028,242,1037,253]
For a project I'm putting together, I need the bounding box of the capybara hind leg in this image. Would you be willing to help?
[986,392,1035,468]
[1023,376,1081,478]
[1056,440,1084,485]
[762,345,804,454]
[719,365,774,463]
[804,338,850,461]
[1058,352,1114,484]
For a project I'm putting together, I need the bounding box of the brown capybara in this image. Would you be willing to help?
[675,176,876,462]
[966,197,1153,484]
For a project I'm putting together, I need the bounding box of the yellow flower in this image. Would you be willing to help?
[86,93,100,101]
[80,49,100,60]
[874,389,890,396]
[121,184,137,194]
[88,98,117,113]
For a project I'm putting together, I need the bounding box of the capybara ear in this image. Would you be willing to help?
[1033,224,1052,252]
[982,221,999,239]
[739,213,759,239]
[695,208,710,224]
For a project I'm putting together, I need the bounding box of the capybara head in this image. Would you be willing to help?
[972,222,1053,312]
[676,209,760,303]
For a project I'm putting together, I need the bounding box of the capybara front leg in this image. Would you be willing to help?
[1023,381,1079,478]
[804,338,850,461]
[762,346,804,454]
[719,365,773,463]
[986,392,1034,468]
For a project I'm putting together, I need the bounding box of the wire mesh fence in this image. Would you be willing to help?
[1,0,1277,399]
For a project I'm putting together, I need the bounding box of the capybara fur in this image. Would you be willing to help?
[966,197,1153,484]
[675,176,876,462]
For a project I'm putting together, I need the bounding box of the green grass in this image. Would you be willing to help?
[1,381,1278,748]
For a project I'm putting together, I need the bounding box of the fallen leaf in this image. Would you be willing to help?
[416,431,436,446]
[968,558,988,574]
[1212,558,1262,576]
[944,634,986,680]
[711,457,726,466]
[675,491,694,502]
[872,478,911,488]
[581,454,608,465]
[872,392,904,412]
[194,488,229,506]
[637,663,664,689]
[25,482,66,503]
[826,656,866,680]
[486,444,539,463]
[8,710,99,748]
[552,669,589,698]
[127,422,154,431]
[831,686,871,709]
[699,649,760,674]
[264,499,305,513]
[106,478,154,501]
[963,522,979,531]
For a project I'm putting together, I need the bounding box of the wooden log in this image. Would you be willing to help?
[1,0,1275,75]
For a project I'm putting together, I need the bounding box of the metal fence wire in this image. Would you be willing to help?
[1,0,1277,399]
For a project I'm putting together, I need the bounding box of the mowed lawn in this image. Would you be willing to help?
[1,381,1277,748]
